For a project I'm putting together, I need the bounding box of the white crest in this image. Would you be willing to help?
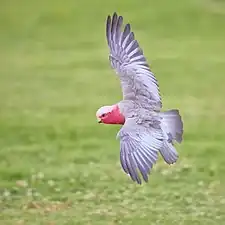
[96,105,114,118]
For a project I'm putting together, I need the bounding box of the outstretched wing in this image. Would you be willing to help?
[117,118,164,184]
[106,13,162,110]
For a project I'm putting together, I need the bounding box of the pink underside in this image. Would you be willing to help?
[102,105,125,125]
[112,107,125,124]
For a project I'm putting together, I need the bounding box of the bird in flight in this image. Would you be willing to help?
[96,12,183,184]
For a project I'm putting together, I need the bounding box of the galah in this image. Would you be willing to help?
[96,13,183,184]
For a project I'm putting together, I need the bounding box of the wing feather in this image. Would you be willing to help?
[106,13,162,110]
[117,119,163,184]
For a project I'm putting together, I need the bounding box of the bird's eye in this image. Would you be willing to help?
[102,113,106,117]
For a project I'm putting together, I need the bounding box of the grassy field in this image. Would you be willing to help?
[1,0,225,224]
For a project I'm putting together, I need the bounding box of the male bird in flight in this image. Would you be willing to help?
[96,13,183,184]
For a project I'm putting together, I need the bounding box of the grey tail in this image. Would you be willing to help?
[159,109,183,164]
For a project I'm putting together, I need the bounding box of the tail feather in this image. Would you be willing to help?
[159,109,183,164]
[160,141,179,164]
[160,109,183,143]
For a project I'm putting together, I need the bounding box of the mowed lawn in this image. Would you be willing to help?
[1,0,225,224]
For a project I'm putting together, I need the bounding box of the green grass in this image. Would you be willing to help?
[1,0,225,224]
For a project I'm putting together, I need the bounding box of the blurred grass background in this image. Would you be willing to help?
[1,0,225,224]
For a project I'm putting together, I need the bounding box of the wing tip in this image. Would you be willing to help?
[106,12,124,29]
[119,136,159,185]
[112,12,118,19]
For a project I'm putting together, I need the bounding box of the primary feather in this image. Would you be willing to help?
[117,118,163,184]
[106,12,162,111]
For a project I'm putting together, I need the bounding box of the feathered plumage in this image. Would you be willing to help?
[96,13,183,184]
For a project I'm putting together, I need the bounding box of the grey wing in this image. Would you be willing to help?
[106,13,162,110]
[117,118,164,184]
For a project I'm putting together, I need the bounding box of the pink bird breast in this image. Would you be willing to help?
[101,105,125,125]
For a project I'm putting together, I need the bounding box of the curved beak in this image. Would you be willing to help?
[97,118,102,123]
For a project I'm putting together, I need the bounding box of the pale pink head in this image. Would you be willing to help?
[96,105,125,125]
